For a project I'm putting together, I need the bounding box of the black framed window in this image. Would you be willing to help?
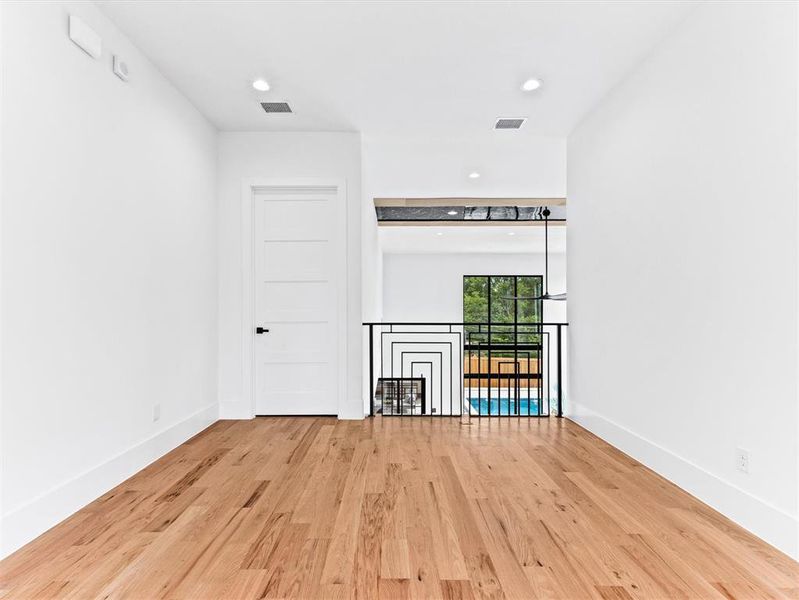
[463,275,542,344]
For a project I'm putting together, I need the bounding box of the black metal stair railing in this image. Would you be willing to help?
[363,322,568,418]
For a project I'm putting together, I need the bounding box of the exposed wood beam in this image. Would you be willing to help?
[378,220,567,227]
[374,197,567,208]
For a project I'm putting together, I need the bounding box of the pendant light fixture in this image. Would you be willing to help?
[504,207,567,302]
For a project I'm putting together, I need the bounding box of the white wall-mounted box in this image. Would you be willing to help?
[68,15,101,59]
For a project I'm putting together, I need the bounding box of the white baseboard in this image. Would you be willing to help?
[0,404,218,559]
[219,400,254,420]
[220,399,364,420]
[568,401,798,560]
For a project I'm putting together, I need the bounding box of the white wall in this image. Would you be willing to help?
[568,2,798,558]
[361,131,567,321]
[0,2,5,548]
[1,2,218,557]
[382,253,566,324]
[796,1,799,560]
[363,133,566,199]
[217,132,363,419]
[380,253,567,415]
[360,147,383,419]
[364,131,568,413]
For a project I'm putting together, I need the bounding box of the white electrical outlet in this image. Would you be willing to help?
[153,404,161,422]
[735,448,749,473]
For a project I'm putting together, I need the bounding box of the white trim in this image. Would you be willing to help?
[568,401,799,560]
[0,403,217,559]
[240,178,347,419]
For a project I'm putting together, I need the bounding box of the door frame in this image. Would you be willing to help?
[240,178,347,418]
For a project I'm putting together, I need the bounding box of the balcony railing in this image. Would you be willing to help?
[363,322,568,418]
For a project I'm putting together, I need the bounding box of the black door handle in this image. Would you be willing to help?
[256,327,270,334]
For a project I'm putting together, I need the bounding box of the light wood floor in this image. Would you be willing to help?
[1,417,797,599]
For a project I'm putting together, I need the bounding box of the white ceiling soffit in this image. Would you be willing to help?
[379,226,567,255]
[96,1,696,135]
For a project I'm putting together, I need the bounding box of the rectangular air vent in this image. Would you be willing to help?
[494,117,526,130]
[261,102,292,113]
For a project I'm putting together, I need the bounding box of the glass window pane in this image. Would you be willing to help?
[463,276,488,324]
[489,276,515,323]
[517,276,542,323]
[489,276,514,344]
[463,275,543,333]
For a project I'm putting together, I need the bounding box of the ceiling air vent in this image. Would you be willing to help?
[494,117,526,130]
[261,102,292,113]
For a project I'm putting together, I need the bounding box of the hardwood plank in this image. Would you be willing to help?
[0,417,796,600]
[596,586,635,600]
[441,579,477,600]
[381,539,412,580]
[379,577,411,599]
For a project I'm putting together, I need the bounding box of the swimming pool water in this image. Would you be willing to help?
[468,397,541,416]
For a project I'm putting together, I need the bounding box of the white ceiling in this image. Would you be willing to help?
[379,225,567,255]
[97,1,696,136]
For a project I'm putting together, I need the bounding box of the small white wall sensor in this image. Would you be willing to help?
[113,56,130,81]
[68,15,102,59]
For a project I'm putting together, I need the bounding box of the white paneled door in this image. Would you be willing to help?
[253,185,343,415]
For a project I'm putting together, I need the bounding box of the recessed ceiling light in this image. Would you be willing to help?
[508,232,515,236]
[436,232,444,236]
[521,78,542,91]
[468,172,480,179]
[252,78,270,91]
[447,210,458,216]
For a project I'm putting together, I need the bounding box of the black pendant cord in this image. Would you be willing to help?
[543,207,550,296]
